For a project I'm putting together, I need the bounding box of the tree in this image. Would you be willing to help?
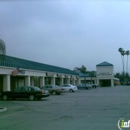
[125,50,130,73]
[115,72,123,82]
[74,65,87,83]
[118,48,125,81]
[124,72,130,82]
[89,71,95,83]
[115,72,130,85]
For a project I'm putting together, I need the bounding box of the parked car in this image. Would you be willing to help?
[77,83,92,89]
[41,85,65,95]
[61,84,78,92]
[77,83,97,89]
[0,86,50,101]
[89,82,98,88]
[77,84,87,89]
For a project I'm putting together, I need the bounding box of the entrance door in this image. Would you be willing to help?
[100,80,111,87]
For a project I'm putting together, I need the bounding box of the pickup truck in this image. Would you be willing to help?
[89,82,98,88]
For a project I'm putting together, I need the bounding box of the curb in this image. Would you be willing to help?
[0,107,7,113]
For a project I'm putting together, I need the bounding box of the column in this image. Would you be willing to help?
[60,77,63,86]
[67,78,70,84]
[77,78,80,85]
[97,79,99,86]
[72,78,75,85]
[3,75,10,91]
[25,76,30,86]
[111,79,114,87]
[51,77,55,85]
[40,77,45,87]
[30,77,34,86]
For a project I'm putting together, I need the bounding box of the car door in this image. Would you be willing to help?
[66,85,71,91]
[13,86,23,98]
[61,85,66,91]
[18,87,29,98]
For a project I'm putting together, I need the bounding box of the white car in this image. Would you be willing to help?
[61,84,78,92]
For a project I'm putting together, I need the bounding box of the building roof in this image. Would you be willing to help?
[96,61,113,67]
[0,55,78,75]
[74,70,97,77]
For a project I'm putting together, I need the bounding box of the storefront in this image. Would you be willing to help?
[0,55,80,92]
[0,54,119,92]
[75,61,119,87]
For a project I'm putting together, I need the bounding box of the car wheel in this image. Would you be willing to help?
[52,91,57,95]
[29,95,35,101]
[3,95,8,101]
[69,89,73,92]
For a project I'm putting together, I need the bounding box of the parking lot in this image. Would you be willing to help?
[0,86,130,130]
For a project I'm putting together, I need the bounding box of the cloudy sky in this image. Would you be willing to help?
[0,0,130,73]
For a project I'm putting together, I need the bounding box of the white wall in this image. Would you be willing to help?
[96,66,114,87]
[96,66,114,78]
[0,67,14,74]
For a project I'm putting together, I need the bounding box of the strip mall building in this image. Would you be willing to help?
[0,55,80,92]
[0,54,119,92]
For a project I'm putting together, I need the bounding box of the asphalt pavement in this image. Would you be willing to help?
[0,86,130,130]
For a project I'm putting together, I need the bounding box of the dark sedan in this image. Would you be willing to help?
[0,86,50,101]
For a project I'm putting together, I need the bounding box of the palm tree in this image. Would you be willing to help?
[125,50,130,74]
[75,65,87,83]
[118,48,125,81]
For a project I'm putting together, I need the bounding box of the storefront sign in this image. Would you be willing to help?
[18,70,25,74]
[97,72,112,76]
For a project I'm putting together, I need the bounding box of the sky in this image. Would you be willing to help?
[0,0,130,74]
